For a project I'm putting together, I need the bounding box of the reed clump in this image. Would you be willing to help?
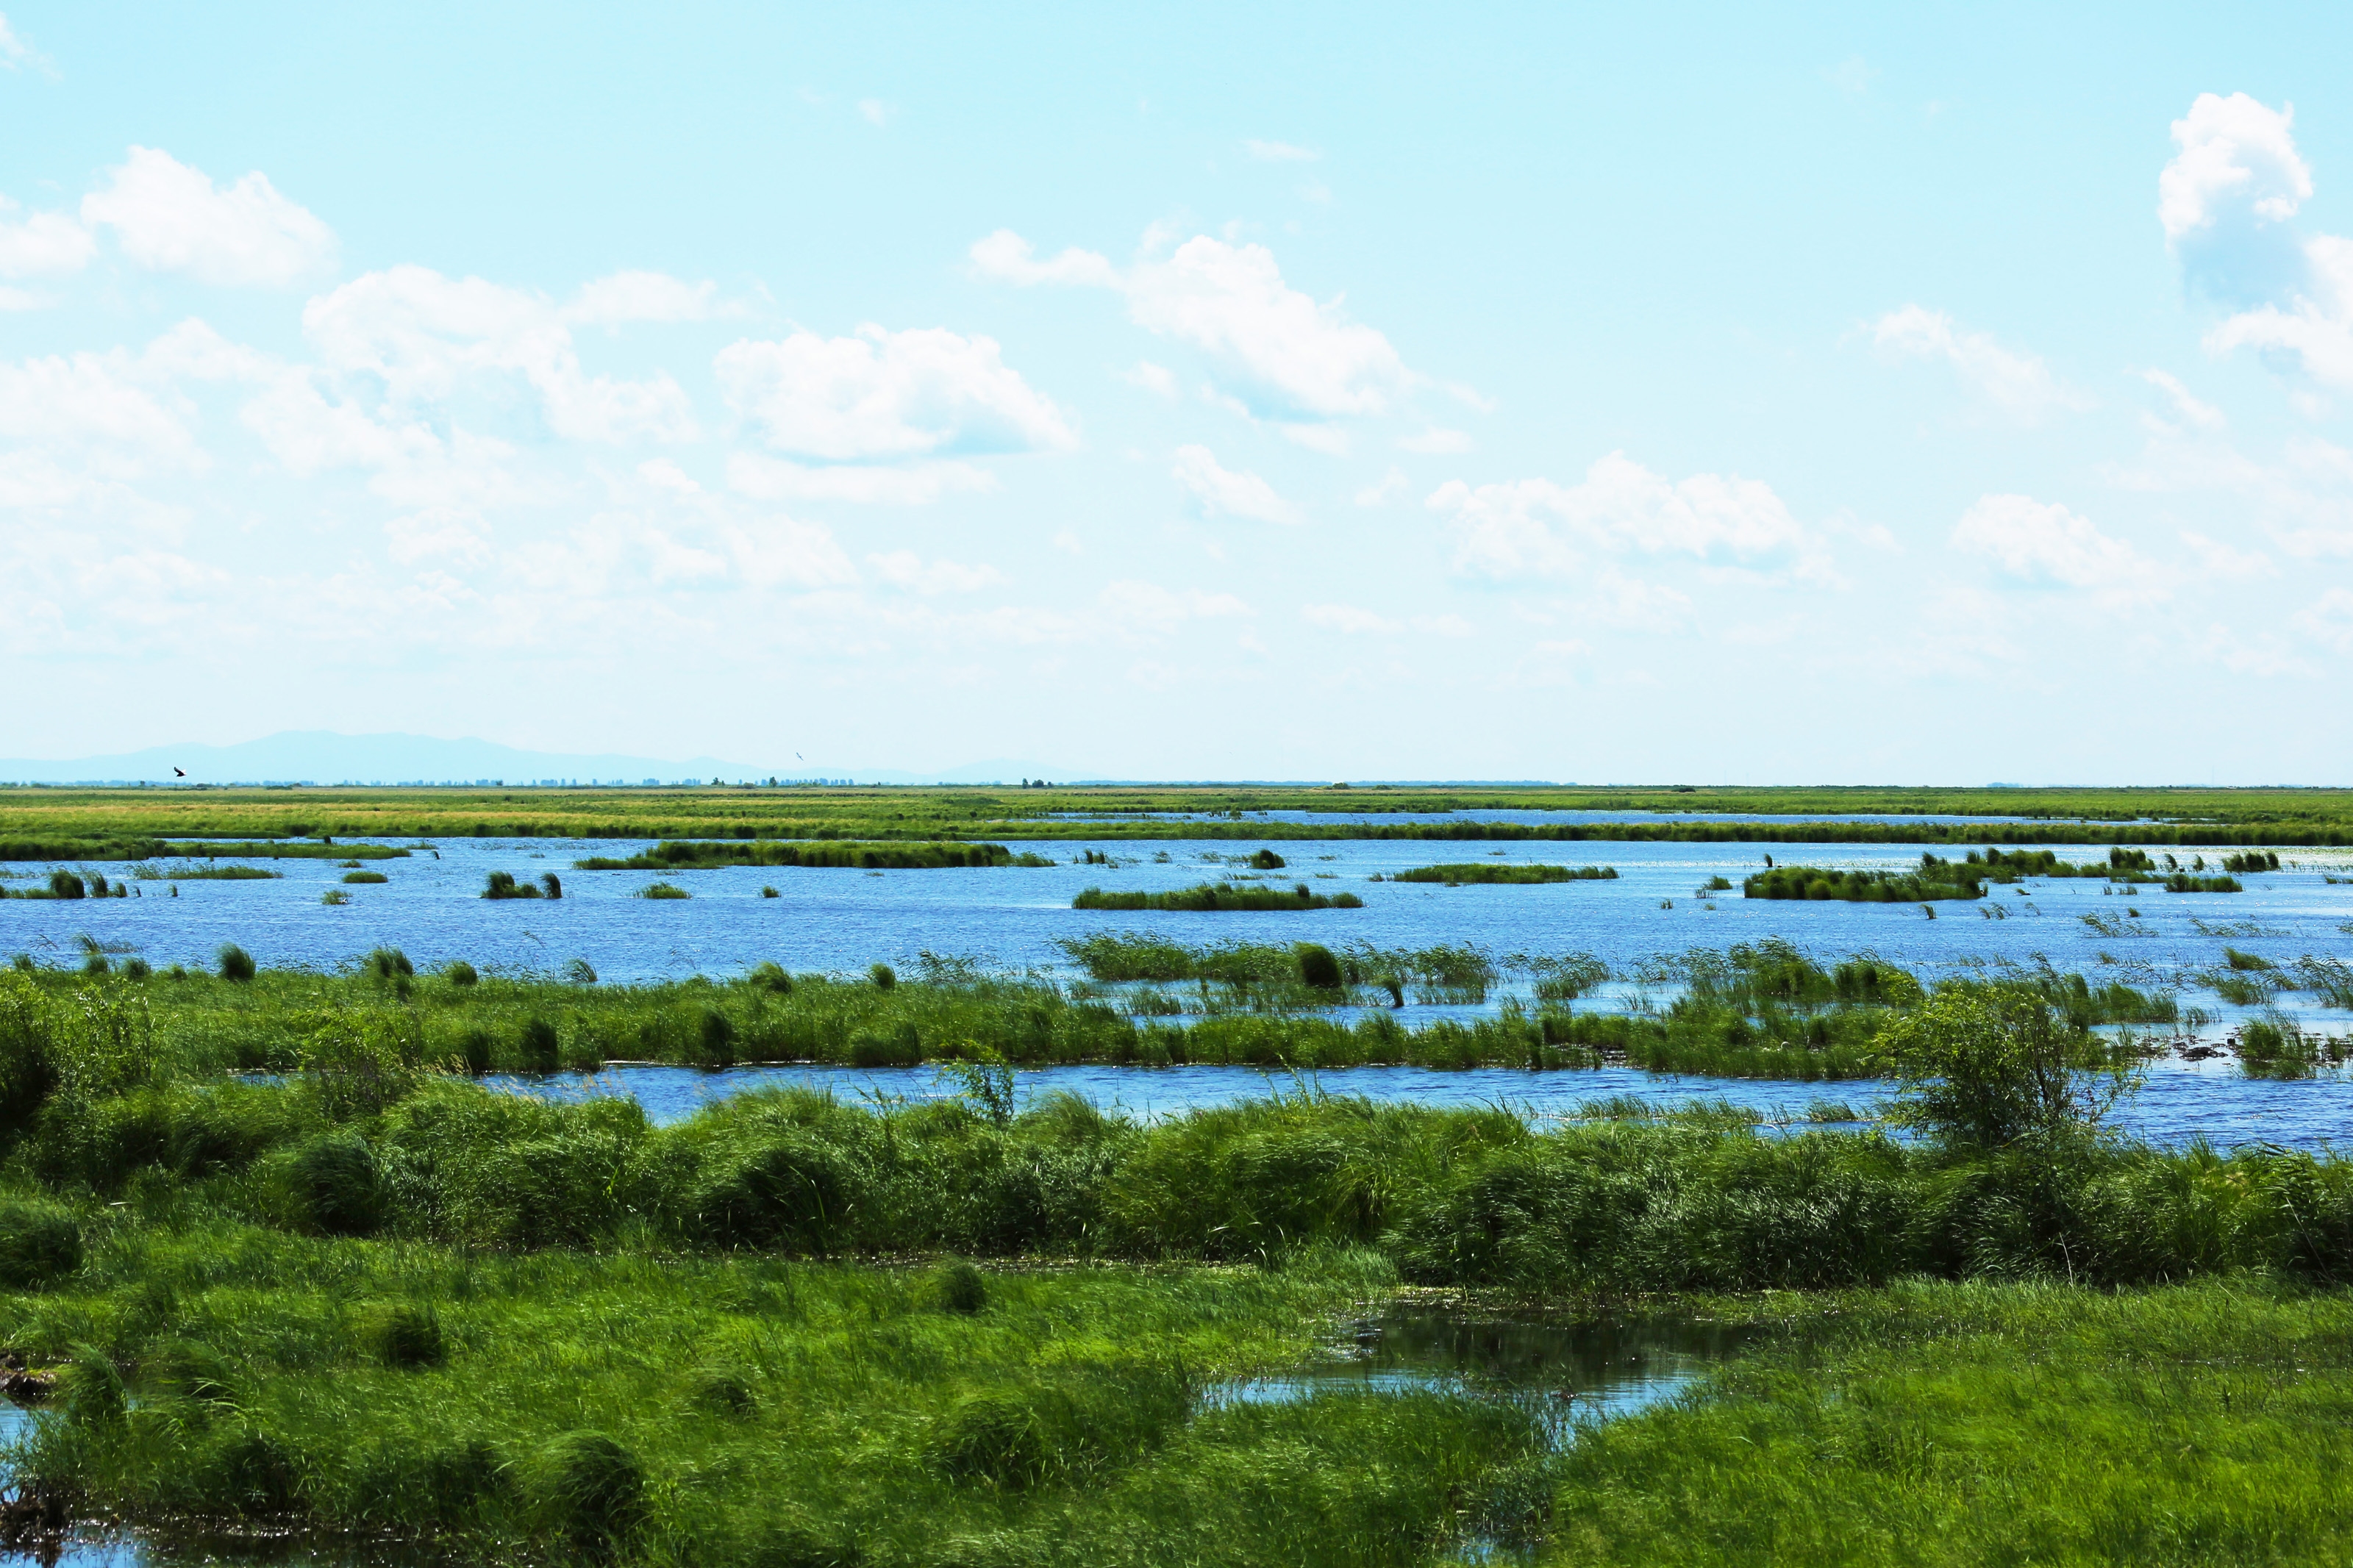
[1074,883,1364,912]
[1387,863,1617,885]
[577,840,1027,871]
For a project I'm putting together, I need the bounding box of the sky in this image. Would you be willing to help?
[4,3,2353,783]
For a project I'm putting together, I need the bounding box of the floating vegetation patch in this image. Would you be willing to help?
[1073,882,1364,912]
[2164,874,2243,893]
[577,840,1040,871]
[637,882,692,900]
[2222,850,2282,873]
[1384,863,1618,885]
[167,864,282,880]
[340,870,389,884]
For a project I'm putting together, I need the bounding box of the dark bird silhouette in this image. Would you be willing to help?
[173,767,185,777]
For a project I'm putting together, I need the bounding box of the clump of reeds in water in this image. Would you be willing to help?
[636,882,690,900]
[1073,883,1363,912]
[1386,863,1616,886]
[483,871,564,899]
[576,840,1027,871]
[1746,854,1986,903]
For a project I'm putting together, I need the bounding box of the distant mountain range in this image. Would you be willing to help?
[0,731,1094,787]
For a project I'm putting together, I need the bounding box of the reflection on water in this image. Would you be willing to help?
[1204,1304,1757,1442]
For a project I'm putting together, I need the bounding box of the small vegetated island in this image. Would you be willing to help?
[1747,847,2252,903]
[1382,862,1617,885]
[576,840,1049,870]
[1074,881,1364,911]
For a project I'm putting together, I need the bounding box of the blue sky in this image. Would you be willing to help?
[4,3,2353,782]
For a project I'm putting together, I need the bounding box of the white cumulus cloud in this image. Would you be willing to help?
[1871,305,2090,418]
[715,325,1074,461]
[2160,93,2310,243]
[564,271,721,326]
[972,229,1416,422]
[1430,453,1816,579]
[0,204,94,279]
[304,265,697,443]
[1172,444,1304,525]
[82,146,336,287]
[1952,494,2168,604]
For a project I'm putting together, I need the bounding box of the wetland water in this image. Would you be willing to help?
[7,830,2352,1148]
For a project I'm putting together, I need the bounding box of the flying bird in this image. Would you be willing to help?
[173,767,185,777]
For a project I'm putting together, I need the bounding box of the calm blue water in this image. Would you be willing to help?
[4,836,2343,999]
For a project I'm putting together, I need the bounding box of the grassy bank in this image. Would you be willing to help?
[1,1228,1546,1566]
[1545,1279,2353,1565]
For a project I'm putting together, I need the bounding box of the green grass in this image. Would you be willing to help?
[1542,1279,2353,1566]
[1074,883,1365,911]
[0,1226,1539,1565]
[1386,864,1617,885]
[340,870,389,884]
[166,864,282,881]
